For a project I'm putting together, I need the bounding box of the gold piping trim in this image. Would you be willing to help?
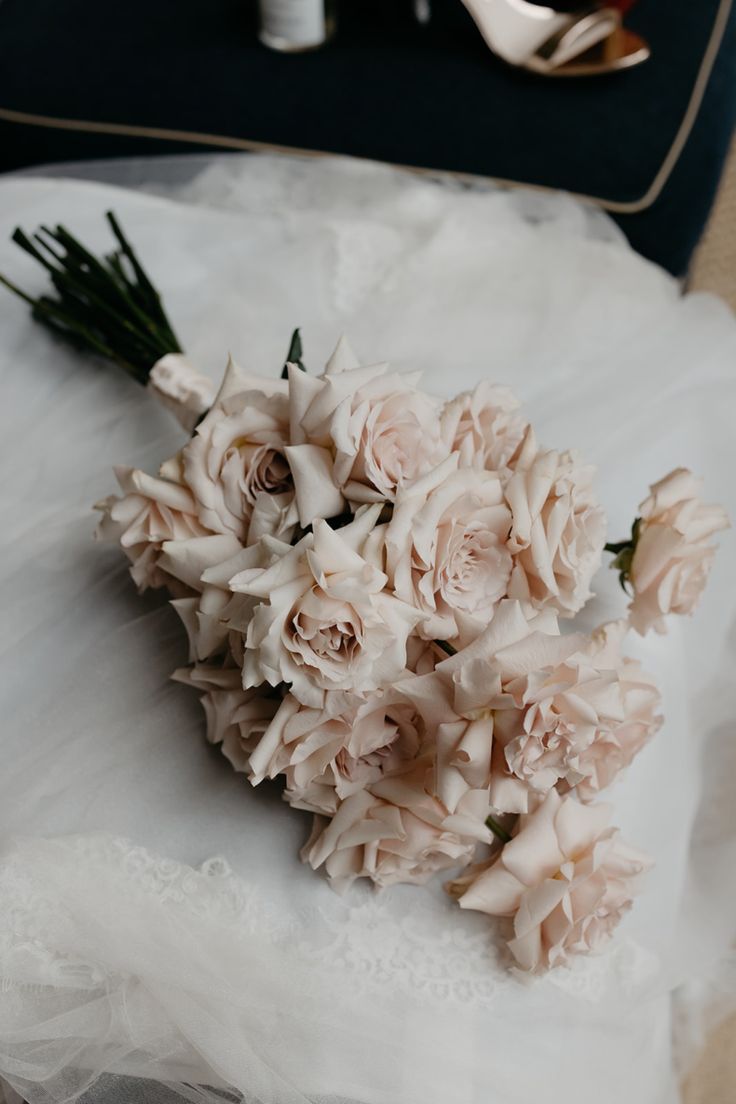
[0,0,731,216]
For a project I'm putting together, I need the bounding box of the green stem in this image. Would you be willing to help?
[0,212,183,383]
[604,517,642,594]
[485,814,512,845]
[434,639,457,657]
[106,211,182,350]
[55,224,179,352]
[0,271,36,307]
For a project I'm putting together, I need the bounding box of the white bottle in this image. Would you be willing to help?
[258,0,336,52]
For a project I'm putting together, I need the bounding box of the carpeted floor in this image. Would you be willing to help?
[682,143,736,1103]
[689,137,736,310]
[683,1011,736,1103]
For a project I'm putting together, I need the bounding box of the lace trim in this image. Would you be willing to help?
[0,834,659,1011]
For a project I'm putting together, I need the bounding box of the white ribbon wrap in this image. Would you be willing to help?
[148,354,217,432]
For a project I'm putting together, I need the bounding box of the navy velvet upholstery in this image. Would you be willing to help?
[0,0,734,273]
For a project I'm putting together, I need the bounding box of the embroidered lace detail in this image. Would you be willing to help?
[112,836,514,1008]
[0,834,657,1010]
[1,845,109,989]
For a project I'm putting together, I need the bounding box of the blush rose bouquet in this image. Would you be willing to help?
[95,338,727,974]
[3,214,728,975]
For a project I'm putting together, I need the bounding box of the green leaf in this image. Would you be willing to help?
[281,327,306,378]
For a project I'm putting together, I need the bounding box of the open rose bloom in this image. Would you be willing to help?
[627,468,729,635]
[97,338,727,973]
[449,790,652,973]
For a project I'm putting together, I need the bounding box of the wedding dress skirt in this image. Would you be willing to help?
[0,153,735,1104]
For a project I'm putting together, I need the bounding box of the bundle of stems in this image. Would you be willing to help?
[0,211,182,383]
[1,209,307,397]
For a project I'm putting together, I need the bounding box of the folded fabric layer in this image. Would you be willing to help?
[0,154,734,1103]
[0,833,676,1104]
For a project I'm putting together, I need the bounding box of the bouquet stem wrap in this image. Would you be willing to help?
[148,353,217,432]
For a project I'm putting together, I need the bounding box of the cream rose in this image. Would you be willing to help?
[488,620,662,812]
[505,428,606,617]
[173,664,281,773]
[95,464,210,594]
[157,535,270,662]
[301,763,479,891]
[249,689,427,815]
[400,602,656,816]
[399,600,565,818]
[289,356,448,510]
[450,790,651,972]
[559,622,663,802]
[385,457,512,644]
[232,508,421,707]
[183,359,293,541]
[627,468,729,635]
[440,380,527,473]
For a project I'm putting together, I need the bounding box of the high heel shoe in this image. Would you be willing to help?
[460,0,650,76]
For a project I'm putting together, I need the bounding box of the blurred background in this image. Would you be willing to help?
[0,3,734,1101]
[0,0,734,296]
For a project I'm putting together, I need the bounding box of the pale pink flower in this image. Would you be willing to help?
[489,620,662,811]
[183,359,293,541]
[246,490,300,546]
[449,789,651,973]
[396,663,495,822]
[173,664,282,772]
[628,468,729,635]
[505,428,606,618]
[405,636,441,676]
[385,458,512,644]
[249,689,427,815]
[232,508,421,708]
[160,536,267,661]
[440,380,527,472]
[398,601,566,818]
[399,603,658,817]
[95,464,210,593]
[301,763,479,891]
[289,355,448,509]
[560,622,663,802]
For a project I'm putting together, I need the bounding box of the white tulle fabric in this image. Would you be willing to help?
[0,153,735,1104]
